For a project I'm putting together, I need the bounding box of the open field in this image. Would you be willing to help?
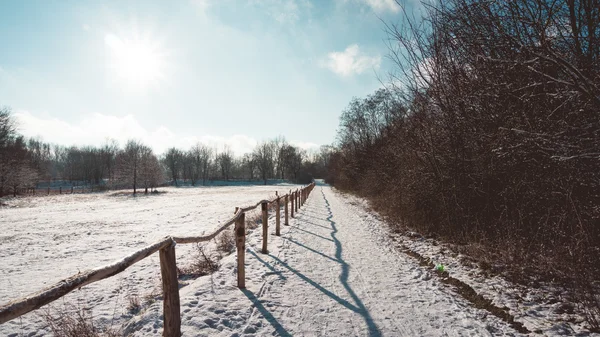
[0,184,298,336]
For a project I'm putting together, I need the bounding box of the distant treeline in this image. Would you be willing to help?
[326,0,600,327]
[0,108,332,197]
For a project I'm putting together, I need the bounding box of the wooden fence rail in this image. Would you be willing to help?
[0,182,316,337]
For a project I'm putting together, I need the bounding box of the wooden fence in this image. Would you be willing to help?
[0,182,316,336]
[12,185,100,196]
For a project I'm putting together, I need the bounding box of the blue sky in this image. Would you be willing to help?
[0,0,414,155]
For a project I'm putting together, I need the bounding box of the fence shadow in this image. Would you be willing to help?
[240,288,292,337]
[291,226,334,242]
[252,187,381,337]
[297,217,332,230]
[320,188,381,337]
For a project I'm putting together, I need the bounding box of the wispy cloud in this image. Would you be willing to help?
[320,44,381,77]
[362,0,400,13]
[337,0,401,13]
[14,111,317,155]
[246,0,313,24]
[190,0,212,14]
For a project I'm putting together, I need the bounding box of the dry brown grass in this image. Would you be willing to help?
[40,306,119,337]
[216,230,235,253]
[126,294,141,314]
[245,209,262,230]
[177,244,220,278]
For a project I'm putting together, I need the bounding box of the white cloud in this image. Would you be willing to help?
[290,141,319,152]
[82,24,91,31]
[339,0,400,13]
[361,0,400,13]
[320,44,381,77]
[247,0,312,24]
[190,0,211,13]
[13,111,262,156]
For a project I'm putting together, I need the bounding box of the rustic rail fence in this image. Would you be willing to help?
[0,182,316,336]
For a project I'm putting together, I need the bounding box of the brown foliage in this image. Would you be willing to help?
[177,244,220,278]
[39,306,119,337]
[329,0,600,329]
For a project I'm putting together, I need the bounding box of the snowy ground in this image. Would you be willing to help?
[0,184,299,336]
[124,183,522,336]
[3,182,596,336]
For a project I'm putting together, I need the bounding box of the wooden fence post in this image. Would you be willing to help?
[295,190,299,212]
[284,195,289,226]
[261,201,268,254]
[290,192,295,218]
[47,187,50,195]
[159,240,181,337]
[235,208,246,289]
[59,187,62,194]
[275,195,280,235]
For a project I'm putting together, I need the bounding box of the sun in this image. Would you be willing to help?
[104,33,167,91]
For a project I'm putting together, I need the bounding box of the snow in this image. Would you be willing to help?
[124,184,518,336]
[339,191,599,336]
[0,184,299,336]
[2,182,595,336]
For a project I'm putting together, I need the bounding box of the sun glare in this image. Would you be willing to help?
[105,33,166,91]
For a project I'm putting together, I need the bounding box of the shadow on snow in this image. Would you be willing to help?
[245,187,381,337]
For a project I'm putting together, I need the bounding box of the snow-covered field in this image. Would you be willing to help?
[2,183,596,336]
[118,184,520,336]
[0,184,298,336]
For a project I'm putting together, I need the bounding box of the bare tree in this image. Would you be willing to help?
[115,140,148,194]
[163,147,182,186]
[101,139,118,185]
[0,109,38,197]
[253,142,275,185]
[242,153,256,180]
[139,147,162,193]
[217,146,234,180]
[272,136,287,179]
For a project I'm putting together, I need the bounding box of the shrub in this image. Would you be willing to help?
[177,244,219,278]
[40,306,119,337]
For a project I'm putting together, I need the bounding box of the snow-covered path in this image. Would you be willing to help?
[129,184,517,336]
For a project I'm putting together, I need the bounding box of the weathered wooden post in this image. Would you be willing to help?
[47,187,50,195]
[290,191,295,218]
[59,187,62,194]
[159,239,181,337]
[275,194,281,236]
[235,208,246,289]
[261,201,268,254]
[284,194,289,226]
[295,189,299,212]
